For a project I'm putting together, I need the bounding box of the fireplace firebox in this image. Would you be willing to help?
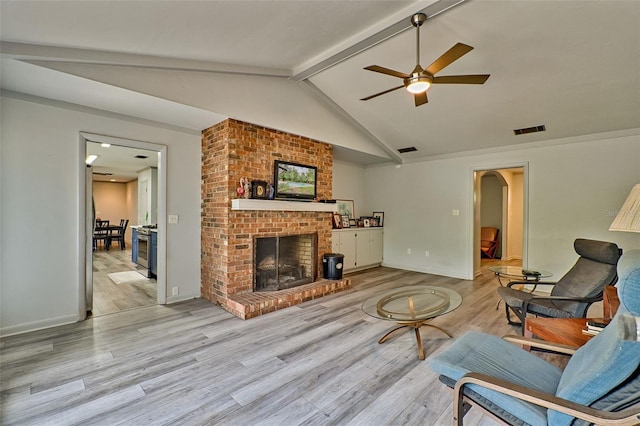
[254,233,317,291]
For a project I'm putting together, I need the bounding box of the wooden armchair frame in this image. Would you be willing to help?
[449,337,640,425]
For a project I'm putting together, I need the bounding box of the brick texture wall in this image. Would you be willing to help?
[201,119,334,316]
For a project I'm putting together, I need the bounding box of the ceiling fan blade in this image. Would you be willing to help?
[360,84,405,101]
[425,43,474,75]
[414,91,428,107]
[433,74,490,84]
[364,65,410,79]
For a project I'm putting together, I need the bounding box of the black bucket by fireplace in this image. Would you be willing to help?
[254,233,317,291]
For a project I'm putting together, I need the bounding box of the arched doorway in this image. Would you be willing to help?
[473,166,526,277]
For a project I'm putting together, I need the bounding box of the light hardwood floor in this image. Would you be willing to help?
[1,262,571,425]
[92,247,157,317]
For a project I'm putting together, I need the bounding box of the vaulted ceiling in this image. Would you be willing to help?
[2,0,639,165]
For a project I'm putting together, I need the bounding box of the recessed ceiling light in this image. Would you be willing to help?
[110,179,116,182]
[101,143,111,148]
[85,154,98,164]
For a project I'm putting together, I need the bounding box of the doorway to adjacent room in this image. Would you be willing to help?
[472,165,527,277]
[81,132,167,318]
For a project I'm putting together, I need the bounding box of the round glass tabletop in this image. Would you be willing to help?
[361,286,462,322]
[488,266,552,280]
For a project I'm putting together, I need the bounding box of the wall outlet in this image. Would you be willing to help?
[452,209,460,216]
[172,286,179,296]
[168,214,179,224]
[425,250,430,257]
[406,248,412,255]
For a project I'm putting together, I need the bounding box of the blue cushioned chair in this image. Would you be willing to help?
[430,250,640,425]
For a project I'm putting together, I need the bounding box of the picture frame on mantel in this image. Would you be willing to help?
[373,212,384,227]
[336,199,355,219]
[332,213,342,229]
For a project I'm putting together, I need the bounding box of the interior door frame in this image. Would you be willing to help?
[78,132,168,315]
[470,161,529,278]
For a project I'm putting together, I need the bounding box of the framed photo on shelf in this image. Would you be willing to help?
[363,218,370,227]
[341,215,350,228]
[349,218,357,227]
[332,213,342,229]
[373,212,384,227]
[336,199,355,219]
[369,217,379,227]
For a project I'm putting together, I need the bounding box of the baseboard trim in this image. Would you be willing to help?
[1,313,80,338]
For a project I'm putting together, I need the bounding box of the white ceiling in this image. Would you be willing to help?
[87,142,159,183]
[1,0,639,166]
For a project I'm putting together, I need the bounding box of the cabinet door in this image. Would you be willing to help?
[355,231,370,267]
[150,232,158,276]
[339,231,357,270]
[356,229,383,267]
[369,229,384,264]
[331,232,341,253]
[131,228,138,263]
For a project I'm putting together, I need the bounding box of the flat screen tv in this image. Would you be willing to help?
[273,160,317,201]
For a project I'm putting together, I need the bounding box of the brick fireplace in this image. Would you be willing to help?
[254,233,317,291]
[201,119,351,319]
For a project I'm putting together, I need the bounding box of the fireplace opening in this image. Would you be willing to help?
[254,233,317,291]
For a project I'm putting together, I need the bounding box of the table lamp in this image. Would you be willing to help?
[609,183,640,233]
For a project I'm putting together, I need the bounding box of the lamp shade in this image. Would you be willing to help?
[609,184,640,232]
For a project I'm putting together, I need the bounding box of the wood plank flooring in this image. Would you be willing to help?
[92,247,156,317]
[1,262,575,425]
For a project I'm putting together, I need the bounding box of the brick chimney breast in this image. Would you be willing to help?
[201,119,349,319]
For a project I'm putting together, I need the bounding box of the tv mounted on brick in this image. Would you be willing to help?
[273,160,317,201]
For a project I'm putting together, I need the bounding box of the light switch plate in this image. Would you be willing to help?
[168,214,179,224]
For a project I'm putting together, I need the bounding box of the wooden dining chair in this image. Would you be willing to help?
[111,219,129,250]
[93,220,110,250]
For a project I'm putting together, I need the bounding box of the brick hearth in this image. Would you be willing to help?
[201,119,350,319]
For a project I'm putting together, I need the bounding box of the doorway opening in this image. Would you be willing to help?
[81,133,167,318]
[473,165,527,277]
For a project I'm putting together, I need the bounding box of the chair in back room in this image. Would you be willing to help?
[93,219,110,250]
[480,227,500,259]
[110,219,129,250]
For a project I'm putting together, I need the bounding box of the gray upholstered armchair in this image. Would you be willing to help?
[498,239,622,330]
[430,250,640,425]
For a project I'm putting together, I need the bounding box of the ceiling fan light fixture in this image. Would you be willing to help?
[406,79,431,94]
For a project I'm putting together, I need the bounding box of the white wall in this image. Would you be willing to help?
[332,160,366,218]
[0,95,202,336]
[93,181,128,223]
[93,181,135,245]
[364,131,640,279]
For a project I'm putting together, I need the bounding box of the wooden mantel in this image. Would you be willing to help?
[231,199,337,212]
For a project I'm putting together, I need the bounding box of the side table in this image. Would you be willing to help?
[524,286,619,349]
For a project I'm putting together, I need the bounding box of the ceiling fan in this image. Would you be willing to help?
[360,13,490,107]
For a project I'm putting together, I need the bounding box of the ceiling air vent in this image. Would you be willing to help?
[93,172,113,176]
[513,125,546,135]
[135,155,148,159]
[398,146,418,153]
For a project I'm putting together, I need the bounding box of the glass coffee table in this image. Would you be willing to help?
[488,266,552,287]
[361,286,462,360]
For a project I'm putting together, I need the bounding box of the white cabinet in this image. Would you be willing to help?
[332,228,383,272]
[137,167,158,225]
